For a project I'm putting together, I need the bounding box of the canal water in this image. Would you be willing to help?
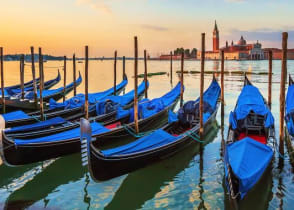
[0,59,294,209]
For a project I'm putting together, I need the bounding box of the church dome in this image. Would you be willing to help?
[237,36,246,45]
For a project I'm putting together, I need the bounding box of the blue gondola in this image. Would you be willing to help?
[224,76,275,206]
[2,75,128,127]
[1,79,155,165]
[80,77,221,181]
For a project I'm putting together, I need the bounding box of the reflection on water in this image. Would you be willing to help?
[1,60,294,209]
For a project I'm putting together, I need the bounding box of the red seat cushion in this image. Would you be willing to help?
[238,132,267,144]
[105,122,121,129]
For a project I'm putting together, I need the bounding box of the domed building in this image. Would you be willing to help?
[198,21,265,60]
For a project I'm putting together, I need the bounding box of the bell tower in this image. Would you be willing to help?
[213,20,219,52]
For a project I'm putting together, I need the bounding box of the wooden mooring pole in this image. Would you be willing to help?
[200,33,205,137]
[85,46,89,120]
[134,36,139,133]
[279,32,288,155]
[268,50,273,109]
[114,51,117,95]
[0,47,5,113]
[221,50,225,126]
[73,54,77,96]
[123,56,126,78]
[123,56,126,94]
[63,56,67,102]
[144,49,148,98]
[170,51,173,84]
[38,47,44,121]
[20,54,25,100]
[220,50,225,155]
[30,47,38,108]
[180,51,184,107]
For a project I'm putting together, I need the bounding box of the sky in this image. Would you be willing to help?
[1,0,294,57]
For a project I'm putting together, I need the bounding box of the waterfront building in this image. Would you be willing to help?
[197,21,265,60]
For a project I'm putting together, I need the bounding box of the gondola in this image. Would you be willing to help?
[2,70,60,98]
[2,79,174,165]
[223,76,275,207]
[2,75,128,128]
[285,75,294,162]
[3,79,147,139]
[3,76,41,92]
[2,72,82,111]
[81,77,220,181]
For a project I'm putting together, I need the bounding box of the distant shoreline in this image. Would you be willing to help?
[2,54,293,61]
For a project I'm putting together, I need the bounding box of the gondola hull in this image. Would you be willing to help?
[88,104,219,181]
[4,80,126,128]
[2,73,81,111]
[1,99,178,166]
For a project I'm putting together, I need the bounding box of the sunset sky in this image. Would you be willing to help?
[1,0,294,57]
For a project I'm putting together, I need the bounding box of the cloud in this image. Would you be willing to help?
[76,0,112,14]
[229,28,294,41]
[224,28,294,47]
[140,24,169,32]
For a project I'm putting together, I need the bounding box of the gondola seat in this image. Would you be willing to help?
[238,132,266,144]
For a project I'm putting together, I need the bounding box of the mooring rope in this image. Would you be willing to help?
[122,124,154,138]
[185,130,205,143]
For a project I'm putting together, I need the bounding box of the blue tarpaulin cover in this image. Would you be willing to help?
[24,73,82,100]
[95,80,148,115]
[49,77,128,109]
[169,78,220,123]
[119,82,182,123]
[102,129,180,157]
[286,85,294,135]
[2,111,29,121]
[225,137,273,199]
[5,117,67,134]
[14,122,109,145]
[229,84,274,129]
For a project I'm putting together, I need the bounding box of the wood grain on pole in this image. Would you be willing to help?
[144,49,148,98]
[38,48,44,121]
[30,47,38,107]
[134,37,139,133]
[85,46,89,119]
[170,51,173,84]
[0,47,5,113]
[114,51,117,95]
[180,51,184,107]
[73,54,77,96]
[280,32,288,155]
[268,50,272,109]
[63,56,67,102]
[20,54,25,100]
[200,33,205,137]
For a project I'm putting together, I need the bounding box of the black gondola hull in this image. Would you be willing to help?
[1,98,178,165]
[88,105,218,181]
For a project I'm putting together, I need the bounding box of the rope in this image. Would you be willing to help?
[0,143,15,151]
[122,124,154,138]
[24,64,64,69]
[185,130,206,143]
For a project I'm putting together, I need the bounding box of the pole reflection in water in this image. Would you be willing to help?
[105,122,219,210]
[197,146,206,209]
